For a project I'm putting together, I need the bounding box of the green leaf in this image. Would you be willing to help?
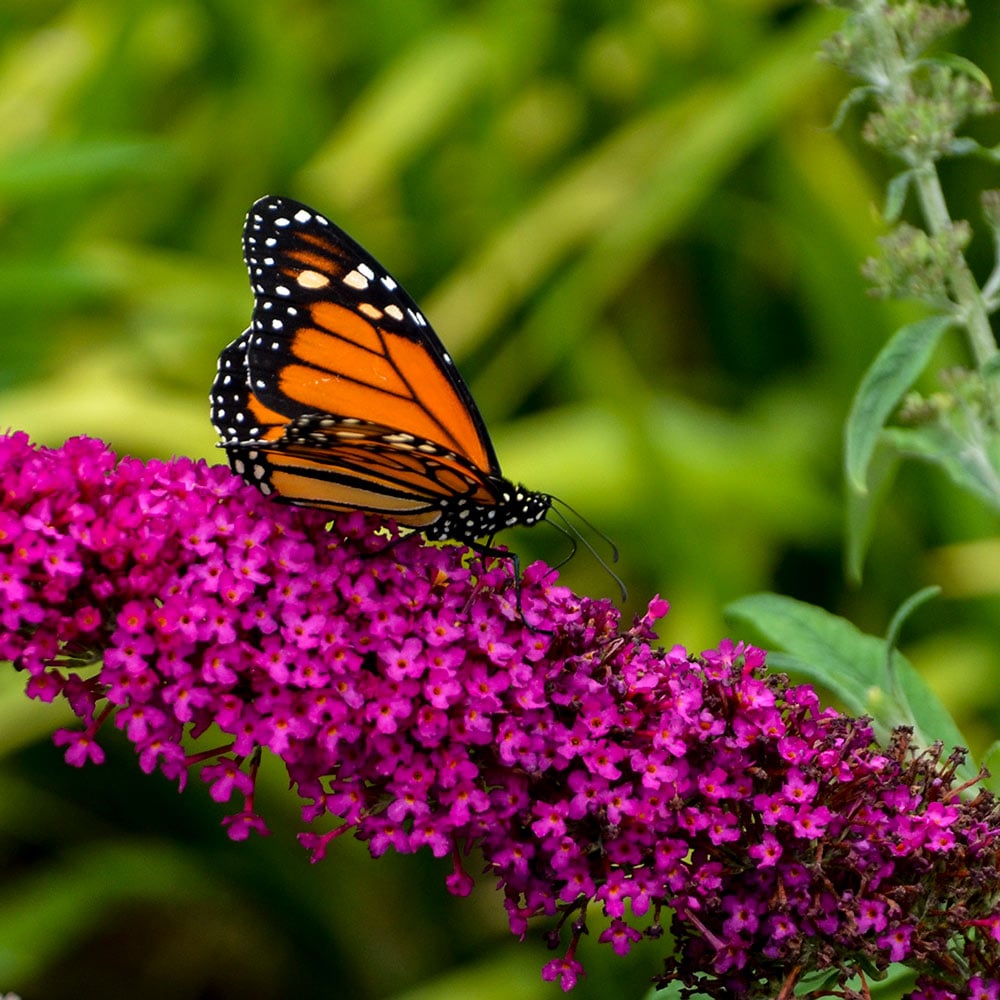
[640,986,685,1000]
[725,593,973,773]
[883,424,1000,513]
[883,586,941,715]
[844,314,954,493]
[883,169,912,222]
[981,741,1000,794]
[884,586,941,664]
[845,440,900,583]
[919,53,993,92]
[949,136,987,158]
[828,83,875,132]
[971,141,1000,163]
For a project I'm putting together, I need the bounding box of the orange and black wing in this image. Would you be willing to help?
[214,195,498,470]
[245,413,532,534]
[210,196,551,540]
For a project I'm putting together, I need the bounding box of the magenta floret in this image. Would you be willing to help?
[1,432,999,999]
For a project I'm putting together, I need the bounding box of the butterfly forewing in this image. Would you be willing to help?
[240,197,500,473]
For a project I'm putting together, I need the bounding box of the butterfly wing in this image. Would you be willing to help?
[210,196,619,600]
[254,413,507,529]
[210,196,546,535]
[234,196,500,474]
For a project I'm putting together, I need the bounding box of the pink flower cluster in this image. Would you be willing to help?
[2,432,999,998]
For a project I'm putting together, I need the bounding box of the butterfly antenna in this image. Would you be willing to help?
[546,500,627,602]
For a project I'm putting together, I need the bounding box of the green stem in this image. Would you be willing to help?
[860,0,1000,417]
[913,165,1000,421]
[914,167,996,365]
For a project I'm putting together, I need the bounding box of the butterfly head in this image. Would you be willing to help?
[424,480,552,546]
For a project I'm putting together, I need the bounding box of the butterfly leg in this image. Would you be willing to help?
[461,537,556,633]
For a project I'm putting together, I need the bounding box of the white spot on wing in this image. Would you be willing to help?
[297,269,330,289]
[342,269,369,290]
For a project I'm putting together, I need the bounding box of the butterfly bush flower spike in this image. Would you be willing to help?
[3,432,1000,998]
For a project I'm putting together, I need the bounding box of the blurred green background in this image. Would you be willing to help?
[1,0,999,997]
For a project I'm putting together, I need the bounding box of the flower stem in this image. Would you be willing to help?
[913,164,1000,420]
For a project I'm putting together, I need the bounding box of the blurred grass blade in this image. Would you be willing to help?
[468,6,842,415]
[301,26,489,209]
[0,139,172,195]
[0,842,228,982]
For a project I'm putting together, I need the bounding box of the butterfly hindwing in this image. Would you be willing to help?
[257,414,502,529]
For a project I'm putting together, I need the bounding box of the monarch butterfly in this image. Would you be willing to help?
[210,195,618,594]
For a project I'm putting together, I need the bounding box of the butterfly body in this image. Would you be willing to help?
[211,196,552,549]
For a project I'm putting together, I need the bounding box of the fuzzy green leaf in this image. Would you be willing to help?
[725,592,972,770]
[844,314,954,493]
[949,137,988,158]
[920,53,993,92]
[828,84,875,132]
[972,142,1000,162]
[882,424,1000,512]
[845,440,901,583]
[883,169,913,222]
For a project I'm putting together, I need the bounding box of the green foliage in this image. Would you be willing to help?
[726,589,970,765]
[832,0,1000,582]
[1,0,1000,998]
[845,314,953,493]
